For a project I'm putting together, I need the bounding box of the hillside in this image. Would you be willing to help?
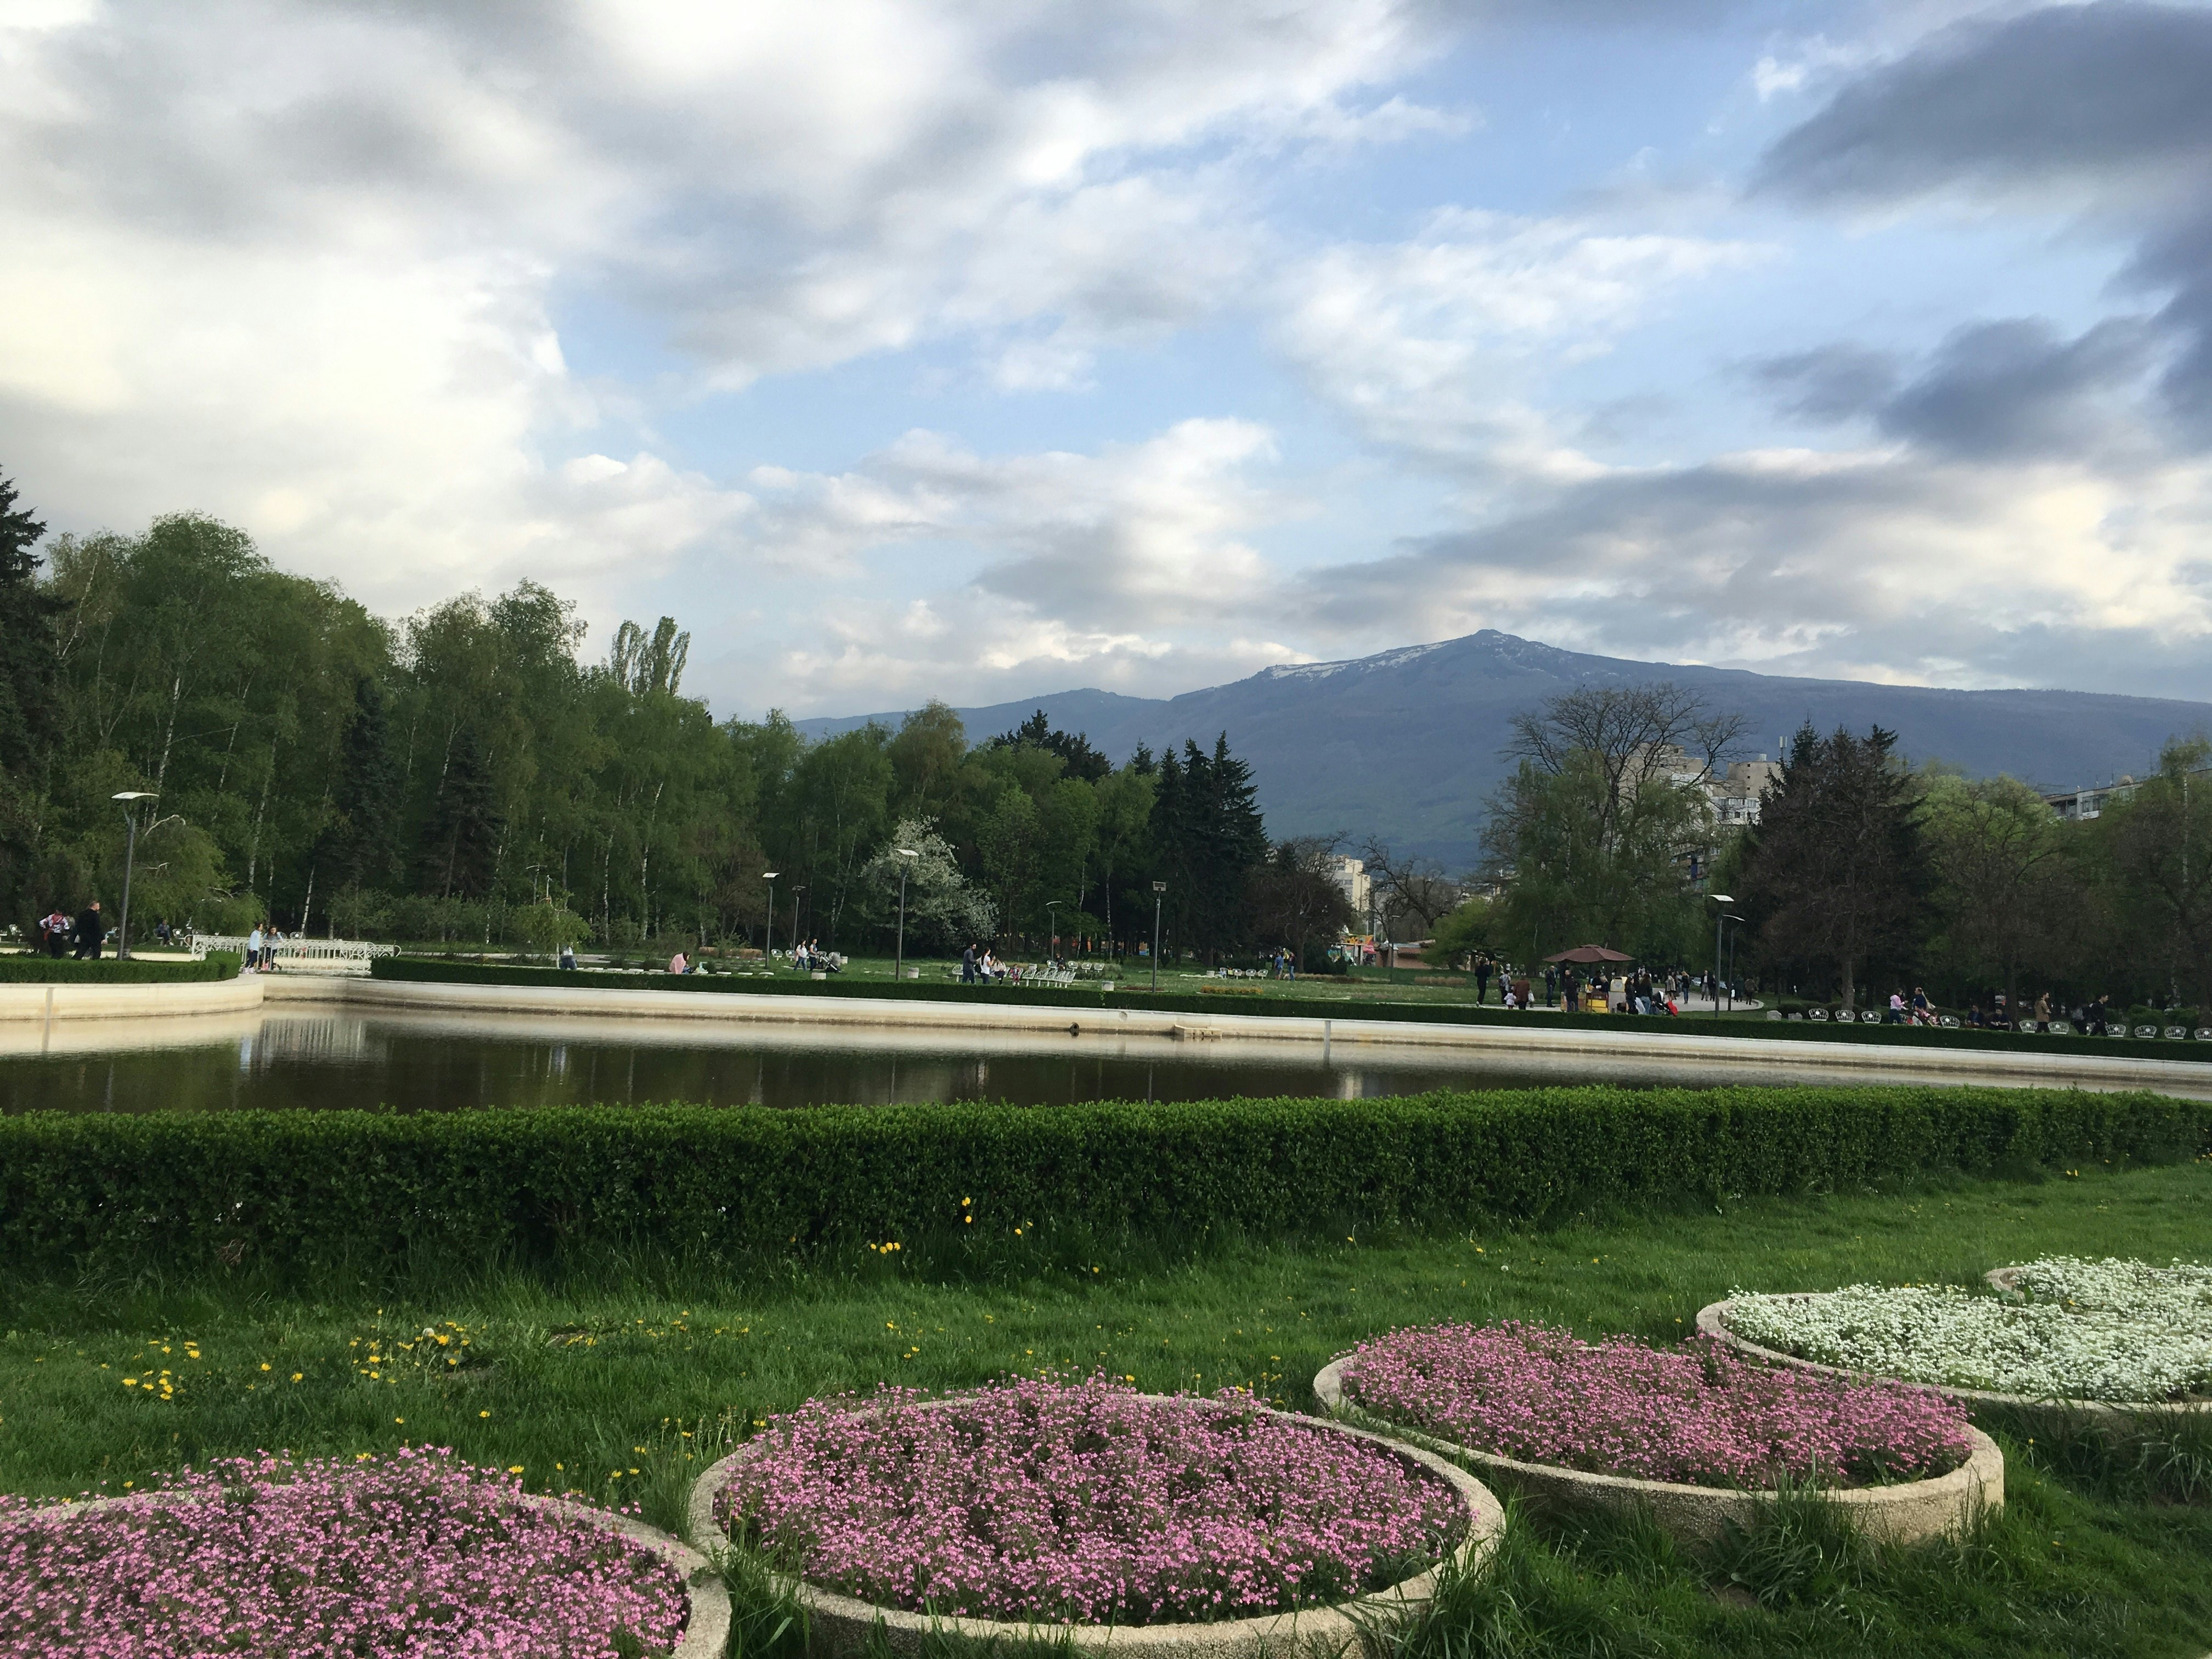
[797,631,2212,866]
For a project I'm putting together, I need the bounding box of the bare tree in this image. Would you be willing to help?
[1503,682,1748,860]
[1357,837,1462,938]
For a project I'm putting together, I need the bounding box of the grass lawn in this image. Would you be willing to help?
[3,1156,2207,1656]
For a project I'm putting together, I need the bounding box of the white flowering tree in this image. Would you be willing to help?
[864,819,995,953]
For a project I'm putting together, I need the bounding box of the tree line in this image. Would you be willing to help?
[1451,680,2212,1017]
[0,475,1349,961]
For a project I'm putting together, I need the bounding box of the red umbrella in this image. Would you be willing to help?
[1544,944,1634,964]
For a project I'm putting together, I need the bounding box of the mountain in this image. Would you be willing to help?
[796,631,2212,867]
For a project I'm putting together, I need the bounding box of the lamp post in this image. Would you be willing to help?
[1706,892,1733,1015]
[1723,915,1743,1013]
[761,871,778,960]
[1150,881,1166,991]
[893,848,918,980]
[788,886,806,958]
[1046,900,1060,965]
[111,792,155,960]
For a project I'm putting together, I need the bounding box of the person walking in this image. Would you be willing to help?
[245,923,263,970]
[73,899,104,961]
[2034,991,2052,1033]
[1475,956,1492,1005]
[39,906,69,958]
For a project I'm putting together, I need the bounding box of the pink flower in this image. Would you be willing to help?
[1343,1322,1972,1489]
[0,1448,686,1656]
[719,1374,1463,1624]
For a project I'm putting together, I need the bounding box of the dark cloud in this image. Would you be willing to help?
[1747,343,1900,422]
[1877,317,2158,459]
[1756,2,2212,432]
[1753,2,2212,204]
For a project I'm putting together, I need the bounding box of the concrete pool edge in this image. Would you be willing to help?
[0,976,263,1024]
[257,976,2212,1094]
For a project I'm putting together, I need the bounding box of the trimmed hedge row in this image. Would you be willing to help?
[0,952,240,984]
[373,956,2212,1065]
[3,1085,2202,1274]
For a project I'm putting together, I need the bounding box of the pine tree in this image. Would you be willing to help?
[1147,732,1269,962]
[313,676,399,890]
[1740,723,1929,1007]
[0,471,63,785]
[417,725,505,899]
[0,470,65,914]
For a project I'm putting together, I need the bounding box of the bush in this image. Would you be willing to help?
[1,1085,2201,1277]
[0,952,239,983]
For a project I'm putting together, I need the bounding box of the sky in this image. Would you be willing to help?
[5,0,2212,718]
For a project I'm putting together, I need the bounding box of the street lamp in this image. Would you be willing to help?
[1705,893,1734,1016]
[760,871,778,960]
[788,885,807,959]
[111,792,156,960]
[893,848,918,981]
[1723,915,1743,1012]
[1150,881,1166,991]
[1046,900,1061,964]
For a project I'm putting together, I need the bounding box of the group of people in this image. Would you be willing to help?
[35,901,104,959]
[960,943,1008,982]
[1961,991,2126,1034]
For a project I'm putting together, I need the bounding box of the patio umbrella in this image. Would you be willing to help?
[1544,944,1634,964]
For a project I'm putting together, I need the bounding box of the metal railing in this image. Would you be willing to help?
[191,935,399,973]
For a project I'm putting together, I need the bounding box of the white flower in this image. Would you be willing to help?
[1726,1258,2212,1403]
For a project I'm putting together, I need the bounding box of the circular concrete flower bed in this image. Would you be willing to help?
[1703,1257,2212,1419]
[1316,1322,2001,1546]
[690,1374,1500,1658]
[0,1447,729,1657]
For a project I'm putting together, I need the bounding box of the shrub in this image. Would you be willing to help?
[0,953,238,984]
[0,1085,2203,1278]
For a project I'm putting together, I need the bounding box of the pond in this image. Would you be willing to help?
[0,1004,2153,1114]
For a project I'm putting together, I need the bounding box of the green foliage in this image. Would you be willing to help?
[3,1082,2199,1277]
[0,951,237,982]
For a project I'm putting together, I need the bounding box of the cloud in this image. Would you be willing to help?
[723,418,1302,708]
[0,0,1457,620]
[1273,209,1765,473]
[1291,422,2212,698]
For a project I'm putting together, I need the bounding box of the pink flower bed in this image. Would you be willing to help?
[0,1448,687,1658]
[716,1374,1465,1625]
[1342,1322,1973,1490]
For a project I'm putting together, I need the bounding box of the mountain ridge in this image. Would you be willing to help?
[797,630,2212,866]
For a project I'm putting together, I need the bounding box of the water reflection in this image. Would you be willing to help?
[3,1007,2201,1114]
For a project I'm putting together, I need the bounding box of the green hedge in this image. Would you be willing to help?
[0,952,239,983]
[3,1085,2202,1275]
[373,956,2212,1064]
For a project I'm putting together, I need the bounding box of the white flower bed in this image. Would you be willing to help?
[1726,1259,2212,1403]
[2005,1255,2212,1311]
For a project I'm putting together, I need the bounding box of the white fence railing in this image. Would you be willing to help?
[190,936,399,972]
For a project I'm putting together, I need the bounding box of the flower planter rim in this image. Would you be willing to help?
[19,1483,731,1659]
[1697,1294,2212,1417]
[689,1390,1502,1654]
[1312,1354,2002,1512]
